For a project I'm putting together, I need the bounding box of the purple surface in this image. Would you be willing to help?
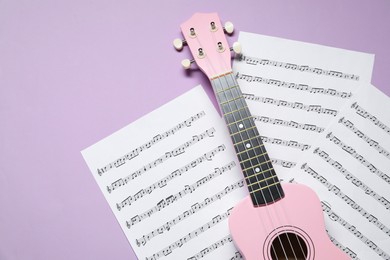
[0,1,389,259]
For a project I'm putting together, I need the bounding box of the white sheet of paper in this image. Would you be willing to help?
[295,85,390,259]
[233,32,375,179]
[82,86,249,260]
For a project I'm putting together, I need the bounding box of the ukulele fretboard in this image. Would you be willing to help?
[211,72,284,206]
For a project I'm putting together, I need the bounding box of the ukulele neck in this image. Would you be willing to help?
[210,72,284,206]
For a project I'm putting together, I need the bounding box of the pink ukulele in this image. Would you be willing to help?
[175,13,350,260]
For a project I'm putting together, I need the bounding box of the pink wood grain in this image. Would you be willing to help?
[229,183,350,260]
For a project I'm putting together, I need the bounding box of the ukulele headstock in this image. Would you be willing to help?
[174,13,241,79]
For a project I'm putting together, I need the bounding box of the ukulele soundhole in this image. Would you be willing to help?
[270,232,308,260]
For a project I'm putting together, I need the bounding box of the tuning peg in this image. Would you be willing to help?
[181,59,194,69]
[224,21,234,34]
[231,42,242,54]
[173,38,186,51]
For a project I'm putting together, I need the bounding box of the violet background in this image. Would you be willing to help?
[0,1,389,259]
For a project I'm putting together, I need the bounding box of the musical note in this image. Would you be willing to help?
[135,178,244,246]
[186,235,239,260]
[270,158,297,168]
[328,234,360,260]
[126,161,238,228]
[116,145,227,210]
[326,132,390,185]
[236,72,352,99]
[145,208,234,260]
[338,117,390,159]
[96,111,206,175]
[240,55,360,80]
[243,94,338,116]
[260,135,311,151]
[301,163,390,236]
[351,102,390,135]
[311,148,390,210]
[253,116,325,133]
[107,128,216,193]
[321,203,389,259]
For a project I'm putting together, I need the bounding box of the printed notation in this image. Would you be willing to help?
[97,111,206,175]
[126,161,237,229]
[229,251,244,260]
[253,116,325,133]
[301,163,390,236]
[186,235,237,260]
[261,136,311,151]
[145,208,233,260]
[244,94,338,116]
[322,202,389,259]
[107,128,216,193]
[351,102,390,135]
[236,72,352,98]
[116,145,226,210]
[312,148,390,210]
[135,178,244,246]
[239,55,360,81]
[338,117,390,159]
[328,234,360,260]
[270,158,297,168]
[326,132,390,185]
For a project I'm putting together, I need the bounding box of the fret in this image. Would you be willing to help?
[221,87,242,103]
[222,106,249,117]
[239,151,267,165]
[245,168,275,186]
[220,98,247,115]
[237,144,269,162]
[211,72,235,92]
[250,183,284,205]
[230,125,257,137]
[231,126,259,146]
[233,135,259,146]
[237,144,264,156]
[220,95,243,106]
[247,175,278,188]
[249,181,281,194]
[211,72,284,206]
[216,84,239,94]
[240,156,269,171]
[227,115,253,126]
[223,108,251,126]
[243,159,271,173]
[244,167,273,180]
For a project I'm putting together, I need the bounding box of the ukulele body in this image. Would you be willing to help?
[229,183,350,260]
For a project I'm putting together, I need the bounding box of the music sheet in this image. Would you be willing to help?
[233,32,375,178]
[296,85,390,259]
[81,86,247,260]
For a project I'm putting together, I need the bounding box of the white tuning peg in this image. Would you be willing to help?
[224,21,234,34]
[181,59,192,69]
[231,42,242,54]
[173,38,186,51]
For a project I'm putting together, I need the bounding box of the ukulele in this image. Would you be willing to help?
[174,13,350,260]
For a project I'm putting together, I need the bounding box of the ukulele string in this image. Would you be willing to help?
[227,72,307,260]
[222,39,307,259]
[222,73,298,260]
[209,26,306,259]
[207,27,294,260]
[192,27,283,259]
